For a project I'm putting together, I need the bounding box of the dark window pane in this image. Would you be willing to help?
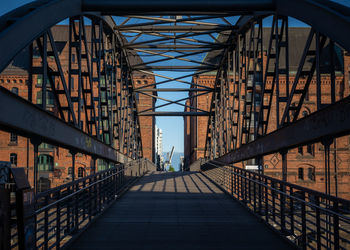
[298,168,304,180]
[10,153,17,166]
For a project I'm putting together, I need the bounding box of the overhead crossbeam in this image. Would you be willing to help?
[139,112,210,116]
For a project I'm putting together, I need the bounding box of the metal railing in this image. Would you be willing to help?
[201,162,350,250]
[9,158,155,249]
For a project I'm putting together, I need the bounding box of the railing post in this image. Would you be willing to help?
[230,167,233,196]
[30,137,41,194]
[315,196,321,250]
[44,196,49,249]
[333,201,339,250]
[67,185,71,233]
[258,174,262,214]
[74,181,79,231]
[265,178,269,223]
[88,175,92,222]
[248,171,251,204]
[280,182,286,232]
[253,174,257,213]
[290,187,294,236]
[83,179,87,220]
[301,191,307,250]
[56,191,61,250]
[244,170,247,203]
[272,181,276,221]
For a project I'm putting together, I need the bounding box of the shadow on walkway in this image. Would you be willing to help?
[68,172,294,250]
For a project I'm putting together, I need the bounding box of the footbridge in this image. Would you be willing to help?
[0,0,350,249]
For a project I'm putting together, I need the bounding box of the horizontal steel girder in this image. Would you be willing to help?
[216,95,350,165]
[134,88,212,92]
[0,87,130,164]
[131,66,215,70]
[117,25,235,32]
[138,112,210,116]
[82,0,274,14]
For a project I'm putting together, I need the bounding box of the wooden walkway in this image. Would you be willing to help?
[69,171,293,250]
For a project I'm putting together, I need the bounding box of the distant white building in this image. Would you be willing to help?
[154,125,163,170]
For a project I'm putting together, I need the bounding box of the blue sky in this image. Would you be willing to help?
[1,0,350,154]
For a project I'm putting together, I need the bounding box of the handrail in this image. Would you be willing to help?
[201,161,350,249]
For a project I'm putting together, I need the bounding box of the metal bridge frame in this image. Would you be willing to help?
[1,0,350,249]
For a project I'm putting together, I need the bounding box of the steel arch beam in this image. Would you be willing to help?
[1,0,350,74]
[276,0,350,52]
[82,0,274,14]
[0,0,81,73]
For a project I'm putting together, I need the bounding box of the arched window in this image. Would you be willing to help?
[38,154,54,171]
[11,87,18,95]
[308,167,315,181]
[136,80,141,85]
[143,80,148,85]
[78,167,84,178]
[302,110,308,118]
[10,153,17,166]
[298,168,304,180]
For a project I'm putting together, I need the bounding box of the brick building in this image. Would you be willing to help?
[0,25,155,191]
[184,28,350,200]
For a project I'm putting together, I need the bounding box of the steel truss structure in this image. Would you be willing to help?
[0,0,350,249]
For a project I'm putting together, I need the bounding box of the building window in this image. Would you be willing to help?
[72,54,76,63]
[298,167,304,180]
[68,167,73,176]
[10,153,17,166]
[97,159,108,171]
[78,167,84,178]
[37,75,43,86]
[136,80,141,85]
[298,146,303,155]
[38,154,54,171]
[10,133,18,144]
[39,143,54,150]
[11,87,18,95]
[143,80,148,85]
[36,91,55,106]
[308,167,315,181]
[38,177,51,192]
[70,77,74,90]
[36,75,51,87]
[302,110,308,118]
[307,144,315,156]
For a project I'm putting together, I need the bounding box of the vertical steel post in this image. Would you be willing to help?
[30,138,40,193]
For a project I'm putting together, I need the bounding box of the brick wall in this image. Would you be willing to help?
[185,57,350,200]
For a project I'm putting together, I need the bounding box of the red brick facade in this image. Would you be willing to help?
[0,25,155,191]
[185,52,350,200]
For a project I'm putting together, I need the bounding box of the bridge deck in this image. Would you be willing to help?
[69,171,293,249]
